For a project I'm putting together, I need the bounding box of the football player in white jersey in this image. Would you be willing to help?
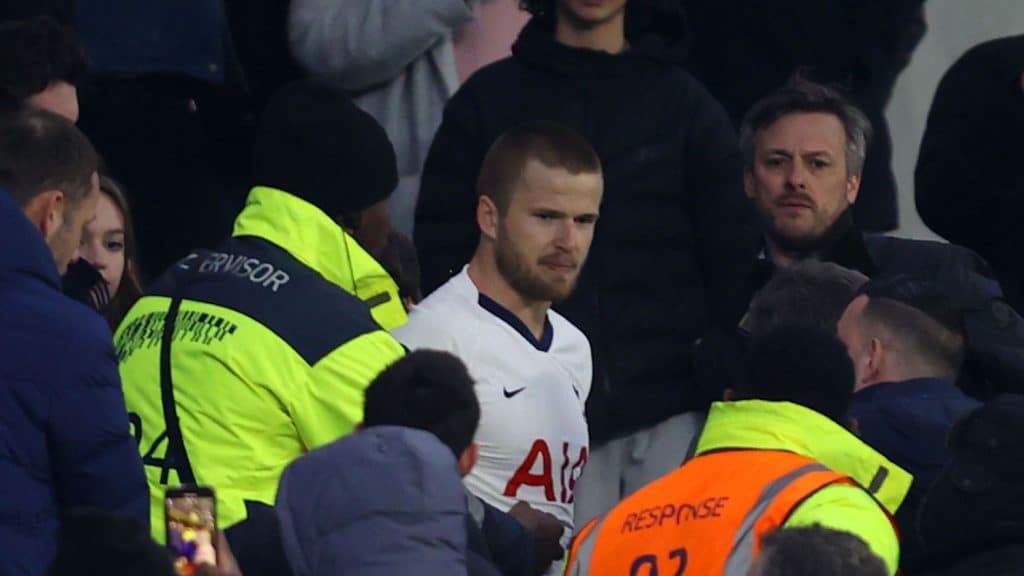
[395,121,602,575]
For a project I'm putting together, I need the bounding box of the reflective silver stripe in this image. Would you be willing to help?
[570,516,608,576]
[723,463,830,576]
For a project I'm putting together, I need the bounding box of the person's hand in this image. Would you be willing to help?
[62,258,111,311]
[196,531,242,576]
[507,501,565,575]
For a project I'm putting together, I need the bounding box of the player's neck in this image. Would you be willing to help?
[467,258,550,341]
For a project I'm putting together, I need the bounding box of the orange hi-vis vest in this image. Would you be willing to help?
[566,449,866,576]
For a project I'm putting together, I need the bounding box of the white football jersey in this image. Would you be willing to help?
[392,267,592,553]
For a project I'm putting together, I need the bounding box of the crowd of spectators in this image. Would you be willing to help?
[2,2,1024,576]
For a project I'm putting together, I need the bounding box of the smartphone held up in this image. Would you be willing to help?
[166,486,218,576]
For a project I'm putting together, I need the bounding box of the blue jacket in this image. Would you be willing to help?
[849,377,981,570]
[277,426,471,576]
[850,377,981,488]
[0,190,148,575]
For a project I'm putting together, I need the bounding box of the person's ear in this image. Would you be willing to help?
[845,173,861,205]
[24,190,65,241]
[866,337,884,381]
[477,196,499,241]
[459,442,480,476]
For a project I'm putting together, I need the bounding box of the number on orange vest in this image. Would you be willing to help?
[630,548,688,576]
[504,439,589,503]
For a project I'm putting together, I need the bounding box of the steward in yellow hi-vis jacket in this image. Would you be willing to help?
[566,327,911,576]
[114,80,408,542]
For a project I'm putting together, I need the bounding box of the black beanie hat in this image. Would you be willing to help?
[253,78,398,217]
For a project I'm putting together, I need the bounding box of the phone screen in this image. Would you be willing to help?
[166,487,217,576]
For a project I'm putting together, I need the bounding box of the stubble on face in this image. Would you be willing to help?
[494,221,579,304]
[747,113,859,258]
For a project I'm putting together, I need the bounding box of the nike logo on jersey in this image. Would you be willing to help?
[503,386,526,398]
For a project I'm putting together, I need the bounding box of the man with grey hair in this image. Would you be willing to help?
[693,78,1023,407]
[741,78,874,268]
[740,78,994,283]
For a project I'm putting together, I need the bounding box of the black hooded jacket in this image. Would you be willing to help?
[414,11,758,445]
[915,35,1024,313]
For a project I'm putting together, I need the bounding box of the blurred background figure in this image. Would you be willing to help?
[0,16,85,121]
[915,34,1024,312]
[914,395,1024,575]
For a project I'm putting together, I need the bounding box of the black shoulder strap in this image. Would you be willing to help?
[159,270,198,485]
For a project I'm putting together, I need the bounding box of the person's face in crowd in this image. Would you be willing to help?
[78,190,127,296]
[745,112,860,253]
[347,199,392,260]
[48,172,100,274]
[557,0,628,29]
[837,294,879,390]
[25,80,79,123]
[491,159,602,304]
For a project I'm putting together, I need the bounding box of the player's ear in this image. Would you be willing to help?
[477,195,500,241]
[459,442,480,476]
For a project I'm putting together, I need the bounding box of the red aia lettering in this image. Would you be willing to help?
[506,440,589,503]
[504,439,555,501]
[567,445,588,504]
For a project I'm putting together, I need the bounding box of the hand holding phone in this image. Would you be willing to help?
[166,486,218,576]
[196,532,243,576]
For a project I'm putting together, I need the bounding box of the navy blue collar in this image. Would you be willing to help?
[477,293,553,352]
[853,377,973,402]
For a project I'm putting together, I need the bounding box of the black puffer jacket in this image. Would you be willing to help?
[415,11,758,445]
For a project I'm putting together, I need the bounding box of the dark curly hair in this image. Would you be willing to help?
[0,16,87,106]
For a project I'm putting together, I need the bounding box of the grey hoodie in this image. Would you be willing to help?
[276,426,470,576]
[289,0,473,235]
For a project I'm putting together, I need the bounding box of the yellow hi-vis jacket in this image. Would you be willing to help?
[115,186,406,538]
[567,400,912,575]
